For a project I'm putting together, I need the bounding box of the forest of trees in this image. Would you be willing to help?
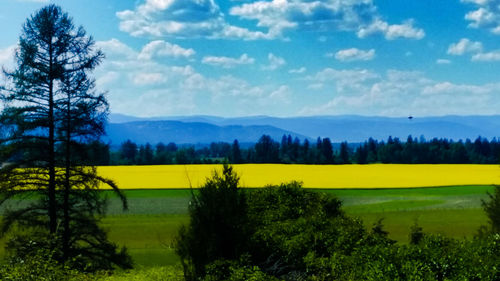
[91,134,500,166]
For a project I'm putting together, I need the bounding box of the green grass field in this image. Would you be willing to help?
[0,185,493,268]
[94,185,495,268]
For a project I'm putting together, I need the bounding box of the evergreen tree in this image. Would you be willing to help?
[482,186,500,233]
[175,165,248,280]
[321,138,334,164]
[0,5,130,271]
[120,139,137,164]
[339,141,350,164]
[255,135,279,163]
[230,139,242,164]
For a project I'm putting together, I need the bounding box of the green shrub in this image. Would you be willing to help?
[175,166,500,280]
[175,164,249,280]
[0,247,94,281]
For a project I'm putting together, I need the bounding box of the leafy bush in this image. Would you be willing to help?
[0,246,94,281]
[5,229,132,273]
[482,185,500,233]
[175,165,500,280]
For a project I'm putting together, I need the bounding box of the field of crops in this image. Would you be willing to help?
[98,164,500,189]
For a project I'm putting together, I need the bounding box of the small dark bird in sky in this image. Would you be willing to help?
[408,116,414,120]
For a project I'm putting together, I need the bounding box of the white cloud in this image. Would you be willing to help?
[301,67,500,116]
[461,0,500,34]
[230,0,424,40]
[94,38,289,116]
[269,85,291,103]
[308,83,324,90]
[357,19,425,40]
[0,45,16,68]
[263,53,285,70]
[423,82,491,95]
[308,68,379,83]
[138,40,195,60]
[95,38,136,59]
[447,38,483,55]
[116,0,273,40]
[446,38,500,62]
[15,0,48,2]
[202,53,254,68]
[289,67,306,74]
[472,50,500,61]
[96,71,120,88]
[334,48,375,62]
[131,72,168,85]
[436,59,451,64]
[118,0,424,41]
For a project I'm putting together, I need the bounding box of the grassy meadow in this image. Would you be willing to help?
[98,184,494,268]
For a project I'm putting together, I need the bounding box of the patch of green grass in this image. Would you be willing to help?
[102,214,188,267]
[319,185,495,197]
[98,265,183,281]
[344,199,446,213]
[105,189,196,199]
[357,208,487,243]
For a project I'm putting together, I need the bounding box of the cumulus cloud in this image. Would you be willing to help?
[472,49,500,61]
[422,81,491,95]
[436,59,451,64]
[461,0,500,34]
[447,38,483,55]
[231,0,424,40]
[15,0,48,2]
[117,0,424,41]
[138,40,195,60]
[131,72,168,85]
[202,53,254,68]
[357,19,425,40]
[289,67,306,74]
[116,0,272,40]
[301,68,500,116]
[0,45,16,68]
[263,53,286,70]
[334,48,375,62]
[95,38,136,59]
[96,71,120,88]
[269,85,291,103]
[94,38,286,116]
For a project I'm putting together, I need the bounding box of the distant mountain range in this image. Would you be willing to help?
[106,113,500,145]
[105,120,307,145]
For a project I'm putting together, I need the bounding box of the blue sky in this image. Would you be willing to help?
[1,0,500,117]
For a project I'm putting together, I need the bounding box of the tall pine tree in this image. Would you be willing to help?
[0,5,130,271]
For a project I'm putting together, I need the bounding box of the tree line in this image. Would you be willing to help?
[91,134,500,165]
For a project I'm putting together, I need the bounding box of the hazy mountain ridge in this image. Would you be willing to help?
[104,120,308,145]
[107,114,500,144]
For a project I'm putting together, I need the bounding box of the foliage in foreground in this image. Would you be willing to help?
[0,247,183,281]
[176,166,500,281]
[482,185,500,233]
[175,164,249,280]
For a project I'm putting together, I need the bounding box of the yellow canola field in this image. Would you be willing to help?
[97,164,500,189]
